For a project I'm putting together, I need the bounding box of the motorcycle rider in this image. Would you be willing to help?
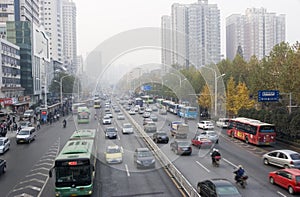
[62,119,67,128]
[234,165,245,183]
[211,148,221,165]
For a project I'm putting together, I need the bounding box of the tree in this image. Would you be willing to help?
[235,82,255,112]
[198,84,211,111]
[226,77,237,117]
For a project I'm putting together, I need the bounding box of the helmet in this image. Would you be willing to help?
[238,165,243,169]
[213,148,217,152]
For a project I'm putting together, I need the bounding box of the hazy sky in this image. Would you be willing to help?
[73,0,300,58]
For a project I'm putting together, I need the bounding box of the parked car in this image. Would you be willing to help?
[144,122,157,133]
[197,120,214,130]
[134,148,155,169]
[0,137,10,154]
[269,168,300,194]
[122,123,134,134]
[105,127,118,139]
[170,140,192,155]
[105,145,123,164]
[150,114,158,122]
[0,159,6,175]
[216,118,230,128]
[152,131,169,143]
[191,136,213,149]
[199,130,219,144]
[197,179,242,197]
[16,127,36,144]
[102,115,112,125]
[263,149,300,169]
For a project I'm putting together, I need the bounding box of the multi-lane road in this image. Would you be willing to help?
[0,100,298,197]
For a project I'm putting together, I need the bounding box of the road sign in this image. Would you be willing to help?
[258,90,279,102]
[143,85,152,91]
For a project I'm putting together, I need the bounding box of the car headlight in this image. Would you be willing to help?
[137,160,142,164]
[151,159,155,163]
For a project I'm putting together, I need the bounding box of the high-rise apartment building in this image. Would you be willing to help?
[40,0,64,63]
[62,0,77,74]
[161,15,172,69]
[164,0,220,68]
[226,8,286,61]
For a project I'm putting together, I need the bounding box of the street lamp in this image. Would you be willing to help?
[55,75,71,106]
[201,67,225,117]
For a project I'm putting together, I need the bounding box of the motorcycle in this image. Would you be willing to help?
[234,173,248,188]
[212,155,221,167]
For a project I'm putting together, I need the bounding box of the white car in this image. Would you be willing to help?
[102,115,112,125]
[122,123,134,134]
[0,137,10,154]
[198,121,214,130]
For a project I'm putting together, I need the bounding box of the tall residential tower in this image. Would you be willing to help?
[226,8,285,61]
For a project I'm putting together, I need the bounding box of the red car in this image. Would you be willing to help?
[191,136,213,148]
[269,168,300,194]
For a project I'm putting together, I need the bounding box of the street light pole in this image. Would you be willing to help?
[60,75,71,106]
[201,67,225,117]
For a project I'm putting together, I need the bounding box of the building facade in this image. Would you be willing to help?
[165,0,221,68]
[161,15,172,70]
[62,0,77,74]
[39,0,64,63]
[0,38,23,98]
[226,8,286,61]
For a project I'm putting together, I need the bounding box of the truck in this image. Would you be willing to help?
[170,121,189,139]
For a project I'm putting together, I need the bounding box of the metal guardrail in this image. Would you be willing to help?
[122,106,200,197]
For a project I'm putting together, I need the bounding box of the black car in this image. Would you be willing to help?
[197,179,242,197]
[134,148,155,169]
[105,127,118,139]
[153,131,169,143]
[0,159,6,175]
[170,140,192,155]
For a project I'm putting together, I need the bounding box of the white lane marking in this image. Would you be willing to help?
[125,164,130,177]
[277,191,287,197]
[223,158,238,168]
[196,161,210,173]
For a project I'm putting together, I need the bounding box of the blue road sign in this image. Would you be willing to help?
[258,90,279,102]
[143,85,152,91]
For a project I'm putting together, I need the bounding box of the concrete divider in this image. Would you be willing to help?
[121,104,200,197]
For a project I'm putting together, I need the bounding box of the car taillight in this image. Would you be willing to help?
[290,161,294,164]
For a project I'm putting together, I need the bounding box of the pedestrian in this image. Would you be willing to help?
[37,120,41,130]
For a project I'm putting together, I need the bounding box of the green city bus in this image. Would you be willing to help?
[49,129,97,197]
[77,106,90,124]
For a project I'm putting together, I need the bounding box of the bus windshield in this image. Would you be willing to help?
[259,125,275,133]
[55,165,91,187]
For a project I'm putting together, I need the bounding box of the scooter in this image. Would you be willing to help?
[234,174,248,188]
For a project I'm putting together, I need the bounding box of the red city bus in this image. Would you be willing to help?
[227,117,276,145]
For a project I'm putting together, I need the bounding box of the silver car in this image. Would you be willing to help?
[122,123,134,134]
[0,137,10,154]
[199,130,219,144]
[262,149,300,169]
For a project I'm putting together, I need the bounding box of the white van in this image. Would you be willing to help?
[16,127,36,144]
[216,118,230,128]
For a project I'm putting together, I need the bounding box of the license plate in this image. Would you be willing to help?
[70,188,77,192]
